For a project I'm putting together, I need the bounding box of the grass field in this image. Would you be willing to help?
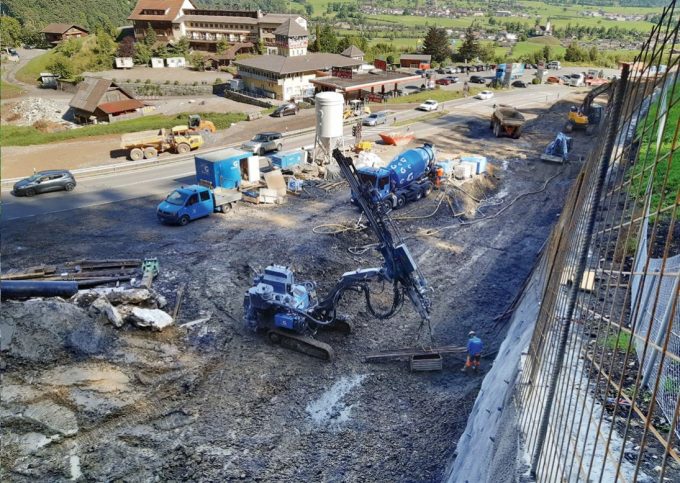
[15,51,56,84]
[1,112,247,147]
[0,76,24,99]
[630,85,679,216]
[382,86,484,105]
[511,41,567,59]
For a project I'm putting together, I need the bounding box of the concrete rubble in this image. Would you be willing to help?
[10,97,73,127]
[128,307,174,331]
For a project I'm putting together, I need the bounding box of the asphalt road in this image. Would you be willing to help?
[1,84,575,222]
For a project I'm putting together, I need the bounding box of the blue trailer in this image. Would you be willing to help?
[353,144,436,210]
[195,148,252,189]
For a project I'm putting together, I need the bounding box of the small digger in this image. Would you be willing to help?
[564,81,610,135]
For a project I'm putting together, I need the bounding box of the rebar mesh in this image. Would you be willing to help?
[516,2,680,481]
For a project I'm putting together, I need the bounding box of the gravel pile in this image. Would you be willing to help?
[11,97,73,126]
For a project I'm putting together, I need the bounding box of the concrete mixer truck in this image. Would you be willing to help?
[352,143,437,210]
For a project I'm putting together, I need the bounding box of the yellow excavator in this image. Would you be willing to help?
[564,82,611,135]
[188,114,216,133]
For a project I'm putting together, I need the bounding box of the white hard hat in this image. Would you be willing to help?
[468,331,476,337]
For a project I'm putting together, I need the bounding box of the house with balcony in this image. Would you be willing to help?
[128,0,306,53]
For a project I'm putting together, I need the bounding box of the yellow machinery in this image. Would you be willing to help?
[121,129,204,160]
[344,100,371,119]
[564,82,611,135]
[188,114,216,133]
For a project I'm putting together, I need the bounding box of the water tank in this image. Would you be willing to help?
[315,91,344,139]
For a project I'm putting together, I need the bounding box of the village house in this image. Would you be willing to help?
[69,78,146,124]
[128,0,306,53]
[41,24,89,46]
[233,24,362,100]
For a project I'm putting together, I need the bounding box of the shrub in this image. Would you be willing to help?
[532,78,541,85]
[192,81,198,86]
[164,80,170,85]
[135,78,141,83]
[144,78,152,84]
[174,80,180,85]
[214,77,223,85]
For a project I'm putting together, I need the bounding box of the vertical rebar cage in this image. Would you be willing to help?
[517,2,680,481]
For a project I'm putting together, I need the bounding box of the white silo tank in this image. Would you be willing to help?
[315,92,344,139]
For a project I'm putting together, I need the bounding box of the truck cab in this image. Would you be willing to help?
[356,167,394,203]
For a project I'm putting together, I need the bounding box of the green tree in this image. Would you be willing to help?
[479,42,496,63]
[134,42,152,65]
[172,36,190,57]
[57,38,83,57]
[117,36,135,57]
[542,45,552,62]
[386,54,394,64]
[588,45,599,62]
[47,55,75,79]
[317,24,337,53]
[216,37,229,54]
[565,42,585,62]
[422,26,451,63]
[189,52,205,71]
[455,27,481,62]
[305,3,313,17]
[144,23,158,47]
[309,24,321,52]
[0,17,22,48]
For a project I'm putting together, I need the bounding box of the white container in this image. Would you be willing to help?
[247,156,260,183]
[151,57,164,68]
[315,91,344,139]
[454,163,474,180]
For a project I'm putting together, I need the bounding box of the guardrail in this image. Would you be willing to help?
[1,88,566,188]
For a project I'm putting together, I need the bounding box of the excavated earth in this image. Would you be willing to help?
[1,100,591,481]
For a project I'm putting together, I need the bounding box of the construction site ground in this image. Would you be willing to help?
[1,99,590,481]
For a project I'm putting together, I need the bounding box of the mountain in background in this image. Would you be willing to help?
[2,0,135,30]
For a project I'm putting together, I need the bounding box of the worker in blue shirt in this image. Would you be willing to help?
[462,331,483,371]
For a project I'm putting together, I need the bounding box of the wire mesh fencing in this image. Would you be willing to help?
[516,2,680,481]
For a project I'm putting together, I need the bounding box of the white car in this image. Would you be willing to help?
[418,100,439,111]
[475,90,494,100]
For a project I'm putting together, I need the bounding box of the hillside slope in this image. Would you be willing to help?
[3,0,135,30]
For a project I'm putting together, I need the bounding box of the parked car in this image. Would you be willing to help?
[436,68,447,74]
[415,69,425,76]
[242,132,283,155]
[418,100,439,111]
[363,111,388,126]
[12,170,76,197]
[272,103,299,117]
[470,75,486,84]
[475,90,494,100]
[446,76,460,83]
[512,80,528,88]
[435,78,452,86]
[546,76,562,84]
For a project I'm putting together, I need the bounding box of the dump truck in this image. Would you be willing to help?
[490,105,525,138]
[157,185,241,225]
[120,129,204,160]
[353,143,436,210]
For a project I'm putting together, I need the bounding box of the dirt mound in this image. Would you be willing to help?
[0,299,117,364]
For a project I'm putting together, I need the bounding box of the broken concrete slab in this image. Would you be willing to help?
[91,296,124,328]
[129,308,174,331]
[23,400,78,436]
[72,288,161,308]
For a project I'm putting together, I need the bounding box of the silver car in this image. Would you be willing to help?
[241,132,283,155]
